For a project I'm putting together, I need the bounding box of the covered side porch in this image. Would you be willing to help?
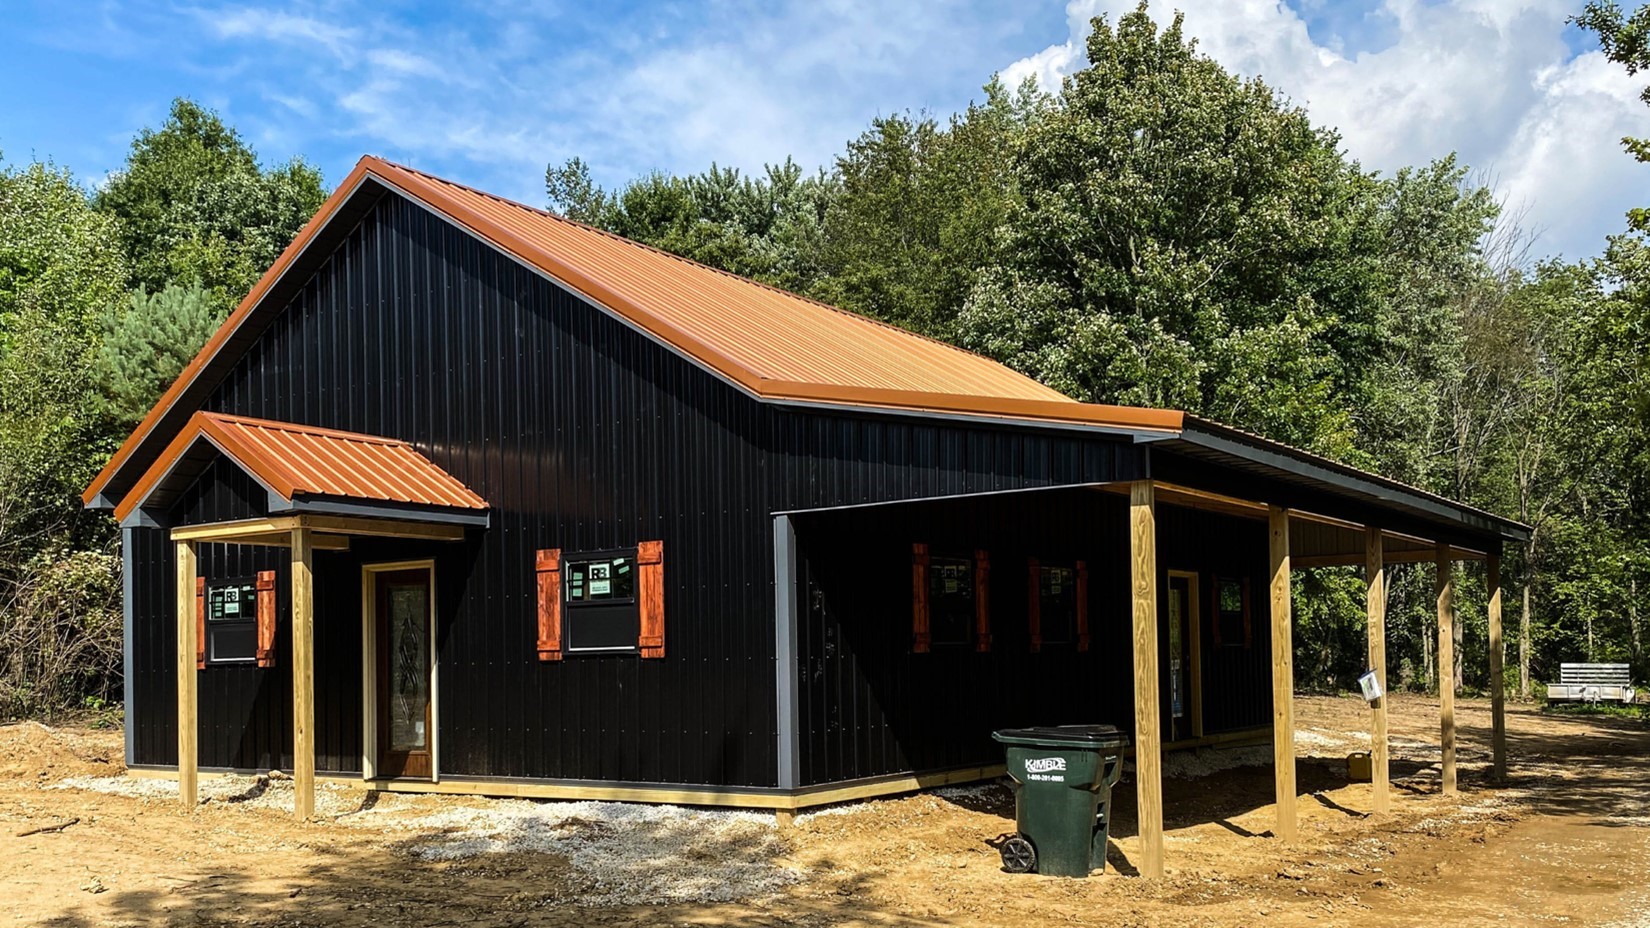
[775,421,1526,876]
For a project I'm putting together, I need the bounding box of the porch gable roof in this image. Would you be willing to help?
[114,411,488,525]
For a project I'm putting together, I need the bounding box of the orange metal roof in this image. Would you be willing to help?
[84,156,1184,509]
[113,412,488,522]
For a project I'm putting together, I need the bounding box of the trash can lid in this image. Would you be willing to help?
[992,724,1130,749]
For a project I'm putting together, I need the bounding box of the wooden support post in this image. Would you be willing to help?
[1436,543,1456,795]
[1130,481,1164,879]
[774,809,796,830]
[1269,507,1297,841]
[291,527,316,822]
[1488,553,1506,782]
[1366,527,1389,814]
[175,540,198,812]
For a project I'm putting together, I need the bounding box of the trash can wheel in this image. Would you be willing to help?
[1001,835,1037,873]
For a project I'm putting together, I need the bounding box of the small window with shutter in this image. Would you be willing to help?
[539,543,666,658]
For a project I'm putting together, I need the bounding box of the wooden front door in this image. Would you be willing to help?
[376,569,433,779]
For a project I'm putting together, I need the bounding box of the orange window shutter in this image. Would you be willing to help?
[637,540,665,658]
[255,570,277,668]
[1027,557,1042,654]
[195,577,206,670]
[912,543,931,653]
[535,548,563,661]
[1076,560,1091,652]
[975,550,991,653]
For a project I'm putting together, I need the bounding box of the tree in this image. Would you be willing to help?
[0,160,126,348]
[94,281,220,427]
[812,79,1050,338]
[954,4,1497,462]
[547,158,836,295]
[94,98,327,312]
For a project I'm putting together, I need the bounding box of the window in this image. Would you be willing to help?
[563,550,639,652]
[1215,577,1251,648]
[205,577,258,664]
[928,555,975,646]
[1038,565,1077,645]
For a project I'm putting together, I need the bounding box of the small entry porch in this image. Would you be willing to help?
[111,411,490,821]
[170,514,468,820]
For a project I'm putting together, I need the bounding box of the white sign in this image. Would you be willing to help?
[1358,670,1384,703]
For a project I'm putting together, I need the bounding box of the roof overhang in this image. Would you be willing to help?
[1156,418,1529,547]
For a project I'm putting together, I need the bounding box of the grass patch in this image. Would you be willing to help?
[1541,701,1647,720]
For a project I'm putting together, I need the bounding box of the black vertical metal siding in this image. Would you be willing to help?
[129,193,777,786]
[124,188,1157,789]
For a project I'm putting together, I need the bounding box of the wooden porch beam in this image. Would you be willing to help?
[1129,481,1164,879]
[1366,527,1389,814]
[291,526,316,822]
[1437,543,1457,795]
[171,516,301,541]
[175,540,198,813]
[231,532,352,551]
[170,514,465,544]
[1269,506,1298,841]
[1488,553,1506,782]
[297,514,466,541]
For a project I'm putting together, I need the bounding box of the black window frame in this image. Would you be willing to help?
[1036,562,1078,646]
[204,575,259,666]
[927,553,976,648]
[562,547,641,655]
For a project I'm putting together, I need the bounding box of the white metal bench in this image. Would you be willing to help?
[1546,663,1637,705]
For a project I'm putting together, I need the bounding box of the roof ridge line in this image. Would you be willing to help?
[366,157,1016,367]
[201,411,411,447]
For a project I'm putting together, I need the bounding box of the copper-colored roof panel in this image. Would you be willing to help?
[113,412,488,522]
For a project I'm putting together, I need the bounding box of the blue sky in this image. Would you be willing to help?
[2,1,1646,261]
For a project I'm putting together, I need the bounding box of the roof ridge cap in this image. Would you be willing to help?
[201,411,409,447]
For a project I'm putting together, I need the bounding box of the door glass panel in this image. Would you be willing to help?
[387,583,428,752]
[1168,582,1185,721]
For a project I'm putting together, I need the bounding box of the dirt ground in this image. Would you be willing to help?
[3,695,1648,927]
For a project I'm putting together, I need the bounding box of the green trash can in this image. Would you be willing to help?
[993,724,1130,877]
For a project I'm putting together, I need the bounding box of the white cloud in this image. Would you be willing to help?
[1001,0,1650,259]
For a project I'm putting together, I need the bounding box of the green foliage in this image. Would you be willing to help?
[0,160,124,553]
[94,98,327,312]
[0,547,122,719]
[547,157,835,295]
[94,281,221,428]
[812,79,1051,338]
[0,160,126,348]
